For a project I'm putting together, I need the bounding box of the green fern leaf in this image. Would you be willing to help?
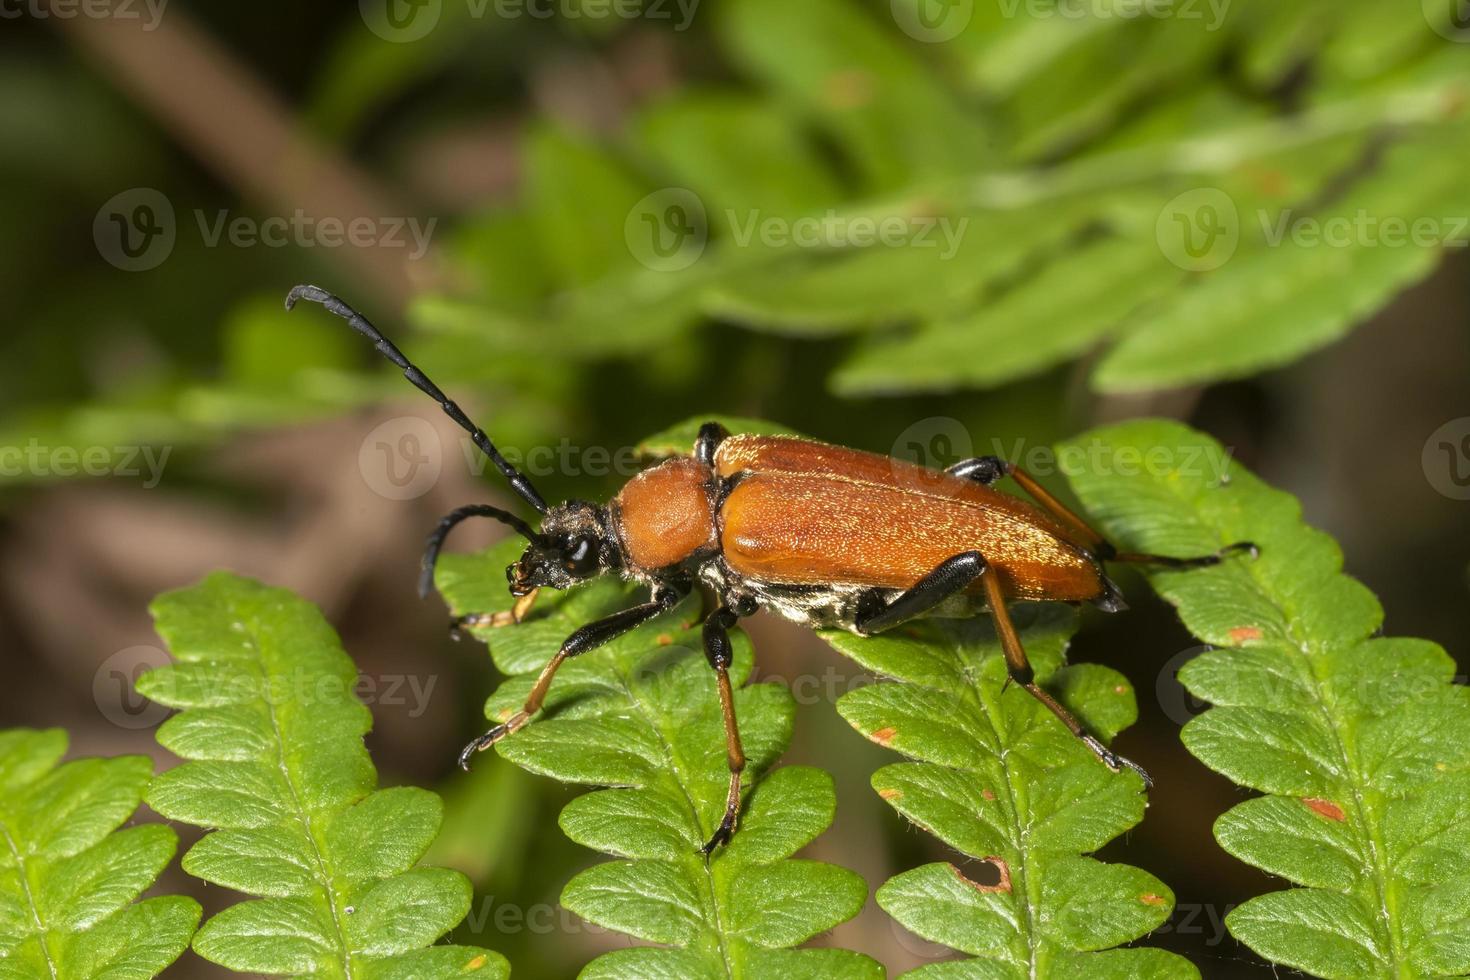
[1060,420,1470,978]
[0,728,200,979]
[437,539,881,979]
[136,572,509,979]
[819,606,1194,978]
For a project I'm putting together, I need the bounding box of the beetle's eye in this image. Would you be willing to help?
[564,536,598,576]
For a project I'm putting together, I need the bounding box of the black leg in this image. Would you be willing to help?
[695,421,730,468]
[854,551,987,636]
[977,569,1151,786]
[947,455,1257,568]
[458,583,686,770]
[700,597,754,854]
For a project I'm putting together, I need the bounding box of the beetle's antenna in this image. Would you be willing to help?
[286,285,549,514]
[420,504,543,600]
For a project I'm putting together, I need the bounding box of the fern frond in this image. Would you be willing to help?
[438,540,881,979]
[137,572,509,979]
[0,728,199,979]
[820,607,1194,978]
[1062,420,1470,978]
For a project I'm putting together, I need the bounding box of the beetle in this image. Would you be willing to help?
[286,284,1256,853]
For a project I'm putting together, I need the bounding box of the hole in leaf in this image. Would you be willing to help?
[951,858,1010,894]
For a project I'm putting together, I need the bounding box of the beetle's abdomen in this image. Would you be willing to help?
[718,472,1103,602]
[612,458,717,572]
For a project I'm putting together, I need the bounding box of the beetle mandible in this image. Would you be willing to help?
[286,285,1256,854]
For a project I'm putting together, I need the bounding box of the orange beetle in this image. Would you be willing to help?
[289,286,1255,853]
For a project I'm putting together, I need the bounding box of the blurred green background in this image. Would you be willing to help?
[3,1,1469,976]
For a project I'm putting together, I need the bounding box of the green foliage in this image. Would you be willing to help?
[0,728,200,979]
[820,608,1192,978]
[437,538,881,979]
[1061,420,1470,979]
[415,0,1470,396]
[136,572,509,979]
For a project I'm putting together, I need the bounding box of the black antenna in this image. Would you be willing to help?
[286,285,548,514]
[420,504,544,599]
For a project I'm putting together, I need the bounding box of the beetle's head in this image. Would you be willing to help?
[508,501,617,595]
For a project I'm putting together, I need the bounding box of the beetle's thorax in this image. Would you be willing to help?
[608,457,720,580]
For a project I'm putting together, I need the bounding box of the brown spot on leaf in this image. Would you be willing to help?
[824,69,874,109]
[1228,626,1263,644]
[1139,893,1167,907]
[656,633,673,646]
[951,858,1011,894]
[871,726,898,745]
[1113,684,1128,695]
[1252,169,1289,198]
[879,788,902,800]
[981,788,996,801]
[1303,797,1346,821]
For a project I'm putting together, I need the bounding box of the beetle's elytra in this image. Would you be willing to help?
[287,285,1256,854]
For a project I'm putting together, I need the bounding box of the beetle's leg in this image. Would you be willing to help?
[948,456,1256,567]
[700,597,754,854]
[695,421,731,468]
[853,551,987,635]
[458,584,686,769]
[978,568,1152,786]
[452,589,540,635]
